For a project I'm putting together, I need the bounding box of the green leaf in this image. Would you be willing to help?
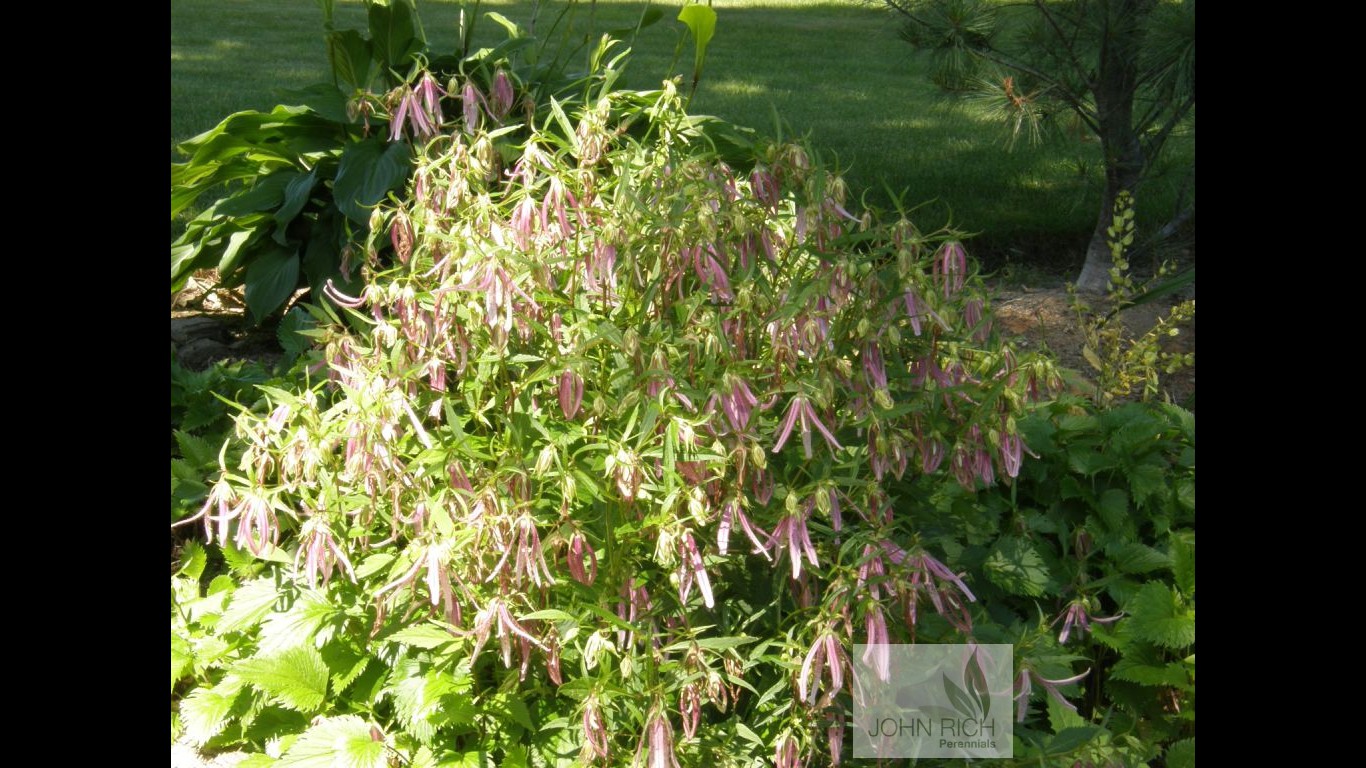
[279,715,386,768]
[321,642,371,694]
[326,29,373,91]
[277,307,316,362]
[217,172,298,217]
[245,245,300,323]
[388,623,458,649]
[677,3,718,79]
[1128,462,1166,507]
[236,756,280,768]
[259,592,336,653]
[1045,726,1103,755]
[179,679,243,746]
[1171,532,1195,597]
[171,630,193,692]
[177,539,208,580]
[1165,738,1196,768]
[276,83,351,124]
[1126,582,1195,649]
[334,138,412,225]
[369,0,424,70]
[1110,541,1171,574]
[234,646,330,712]
[982,536,1052,596]
[275,168,318,235]
[1111,645,1189,687]
[355,552,396,580]
[219,576,286,633]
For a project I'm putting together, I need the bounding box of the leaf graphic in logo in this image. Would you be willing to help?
[964,648,991,721]
[942,673,979,720]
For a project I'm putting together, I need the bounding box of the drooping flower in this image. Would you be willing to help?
[1013,667,1090,722]
[677,531,715,608]
[717,499,772,559]
[798,628,846,704]
[862,603,891,682]
[582,696,610,761]
[1054,598,1122,644]
[294,517,356,588]
[567,531,598,586]
[772,394,843,458]
[635,709,681,768]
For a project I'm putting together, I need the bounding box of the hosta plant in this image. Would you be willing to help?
[170,0,676,323]
[172,67,1070,766]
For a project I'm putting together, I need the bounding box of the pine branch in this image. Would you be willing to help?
[1032,0,1097,93]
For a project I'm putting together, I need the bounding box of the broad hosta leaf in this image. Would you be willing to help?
[982,536,1052,596]
[369,0,424,70]
[1126,582,1195,649]
[275,168,319,236]
[333,137,412,224]
[234,646,330,713]
[326,29,373,91]
[279,715,386,768]
[244,245,300,323]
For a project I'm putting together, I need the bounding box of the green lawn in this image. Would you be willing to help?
[170,0,1193,266]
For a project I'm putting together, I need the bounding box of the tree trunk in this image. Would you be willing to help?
[1072,0,1153,294]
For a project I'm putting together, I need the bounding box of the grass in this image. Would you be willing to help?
[170,0,1194,268]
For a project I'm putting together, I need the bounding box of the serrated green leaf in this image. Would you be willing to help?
[1166,738,1195,768]
[179,679,243,746]
[236,755,280,768]
[1176,477,1195,511]
[1171,533,1195,597]
[982,537,1052,597]
[219,576,286,634]
[174,431,219,469]
[279,715,386,768]
[1111,652,1189,687]
[1110,541,1172,574]
[486,692,534,732]
[178,539,208,580]
[1046,725,1103,754]
[1066,445,1114,476]
[259,592,336,653]
[320,642,371,694]
[1128,462,1166,507]
[1126,582,1195,649]
[388,623,459,649]
[172,631,193,692]
[234,646,330,712]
